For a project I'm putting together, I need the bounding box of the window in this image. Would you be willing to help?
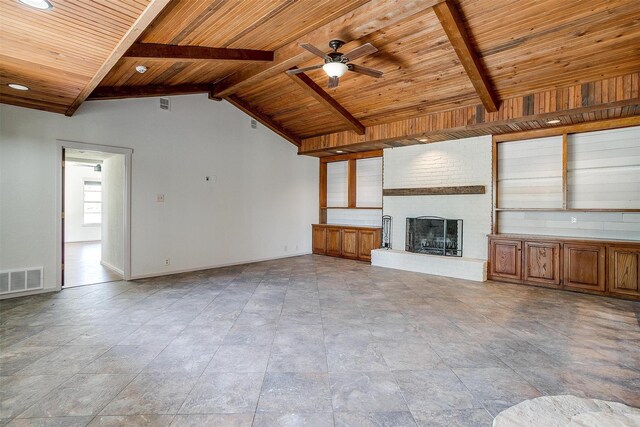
[83,180,102,225]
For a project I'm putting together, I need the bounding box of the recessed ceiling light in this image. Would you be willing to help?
[546,119,561,124]
[417,138,429,143]
[8,83,29,91]
[335,150,344,153]
[135,65,148,74]
[19,0,53,10]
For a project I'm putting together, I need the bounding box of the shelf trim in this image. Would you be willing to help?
[320,206,383,210]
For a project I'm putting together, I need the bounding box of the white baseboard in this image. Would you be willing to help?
[0,287,59,300]
[100,259,124,276]
[130,251,312,281]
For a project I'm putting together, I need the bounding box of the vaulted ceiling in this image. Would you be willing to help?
[1,0,639,154]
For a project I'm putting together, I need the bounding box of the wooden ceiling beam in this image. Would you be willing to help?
[225,95,301,147]
[88,84,214,100]
[288,67,365,135]
[433,0,499,113]
[209,0,445,99]
[298,72,640,156]
[124,43,274,62]
[65,0,173,117]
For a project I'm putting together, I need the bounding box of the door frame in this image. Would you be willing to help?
[56,140,133,288]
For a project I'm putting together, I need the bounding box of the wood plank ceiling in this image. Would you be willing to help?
[0,0,155,114]
[1,0,639,150]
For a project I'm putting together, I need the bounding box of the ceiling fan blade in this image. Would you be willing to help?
[348,64,384,78]
[300,43,330,60]
[344,43,377,61]
[328,76,339,89]
[286,64,324,75]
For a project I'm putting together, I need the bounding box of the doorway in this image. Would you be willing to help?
[57,141,132,288]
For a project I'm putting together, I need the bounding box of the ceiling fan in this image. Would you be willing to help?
[286,40,383,89]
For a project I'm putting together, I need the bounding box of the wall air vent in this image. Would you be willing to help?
[0,268,43,295]
[251,119,257,129]
[159,97,170,111]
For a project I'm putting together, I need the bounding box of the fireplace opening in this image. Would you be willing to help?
[406,216,463,256]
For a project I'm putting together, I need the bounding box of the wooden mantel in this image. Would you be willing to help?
[384,186,486,196]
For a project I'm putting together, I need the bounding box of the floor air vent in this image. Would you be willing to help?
[0,268,43,295]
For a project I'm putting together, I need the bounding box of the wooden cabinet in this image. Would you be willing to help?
[488,235,640,300]
[358,229,380,262]
[489,239,522,281]
[608,245,640,297]
[563,243,605,292]
[312,225,326,255]
[524,241,561,286]
[342,229,359,259]
[312,224,381,262]
[326,227,342,257]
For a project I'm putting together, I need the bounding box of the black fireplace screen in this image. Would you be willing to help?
[406,216,463,257]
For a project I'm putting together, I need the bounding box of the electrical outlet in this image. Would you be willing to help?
[157,194,165,202]
[295,244,299,251]
[284,245,288,252]
[164,258,170,266]
[571,217,577,224]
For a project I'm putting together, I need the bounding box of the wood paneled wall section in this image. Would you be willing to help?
[300,72,640,156]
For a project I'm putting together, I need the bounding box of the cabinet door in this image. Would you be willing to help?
[357,230,377,262]
[524,241,561,286]
[341,229,359,259]
[312,226,326,255]
[563,243,605,292]
[608,246,640,297]
[489,239,522,281]
[326,227,342,257]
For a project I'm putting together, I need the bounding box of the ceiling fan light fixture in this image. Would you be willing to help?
[19,0,53,10]
[8,83,29,91]
[323,62,348,78]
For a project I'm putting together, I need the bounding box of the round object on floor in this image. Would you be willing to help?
[493,395,640,427]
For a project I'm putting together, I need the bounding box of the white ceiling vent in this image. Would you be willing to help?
[160,97,170,111]
[0,268,43,295]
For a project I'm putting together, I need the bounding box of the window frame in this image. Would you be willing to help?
[82,179,102,226]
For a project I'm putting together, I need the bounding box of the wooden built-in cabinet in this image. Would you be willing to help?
[312,224,381,262]
[326,227,342,257]
[312,226,327,255]
[489,239,522,281]
[607,245,640,297]
[524,241,561,286]
[563,243,605,292]
[488,234,640,299]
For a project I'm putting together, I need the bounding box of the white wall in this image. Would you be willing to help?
[0,94,318,296]
[383,136,493,260]
[64,162,102,242]
[101,154,125,273]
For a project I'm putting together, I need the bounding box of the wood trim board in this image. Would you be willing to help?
[383,186,486,196]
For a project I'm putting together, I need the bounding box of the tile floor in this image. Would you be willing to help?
[1,255,639,426]
[64,241,122,288]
